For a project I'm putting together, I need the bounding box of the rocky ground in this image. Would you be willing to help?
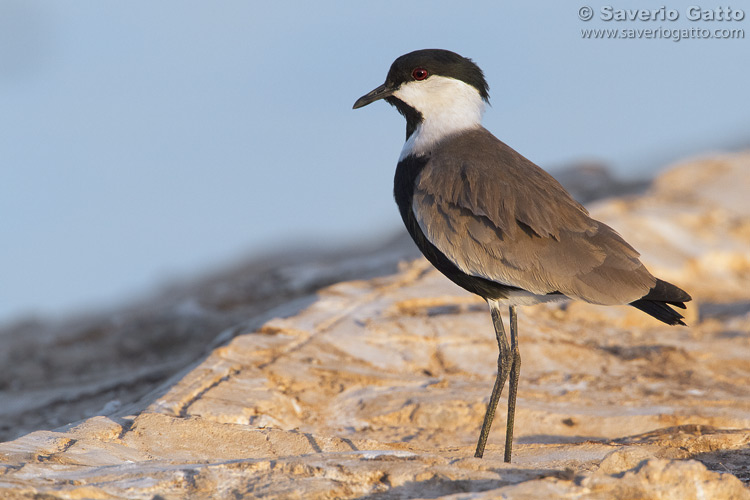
[1,154,749,499]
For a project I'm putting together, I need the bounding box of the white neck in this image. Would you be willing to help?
[393,75,485,161]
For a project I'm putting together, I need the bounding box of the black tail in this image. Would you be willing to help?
[629,279,692,326]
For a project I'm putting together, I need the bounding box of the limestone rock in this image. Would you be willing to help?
[1,153,750,498]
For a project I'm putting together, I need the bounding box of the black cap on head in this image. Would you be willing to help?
[353,49,490,110]
[385,49,490,102]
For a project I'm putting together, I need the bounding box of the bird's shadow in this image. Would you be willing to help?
[691,443,750,485]
[358,466,575,500]
[516,434,607,445]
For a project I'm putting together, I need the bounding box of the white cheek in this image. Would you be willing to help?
[394,76,485,160]
[393,76,485,119]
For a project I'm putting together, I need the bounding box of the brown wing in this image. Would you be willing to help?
[413,128,656,305]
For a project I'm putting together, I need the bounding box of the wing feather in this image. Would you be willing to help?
[413,128,656,305]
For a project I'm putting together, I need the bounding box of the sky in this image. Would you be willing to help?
[1,1,748,323]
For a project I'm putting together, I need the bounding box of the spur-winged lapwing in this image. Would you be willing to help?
[353,49,691,463]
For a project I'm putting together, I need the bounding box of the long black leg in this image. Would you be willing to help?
[474,299,512,459]
[504,305,521,463]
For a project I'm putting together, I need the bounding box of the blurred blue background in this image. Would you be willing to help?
[1,1,748,322]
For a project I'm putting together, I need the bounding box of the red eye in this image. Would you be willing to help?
[412,68,429,81]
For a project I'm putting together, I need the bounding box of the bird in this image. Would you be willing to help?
[352,49,691,463]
